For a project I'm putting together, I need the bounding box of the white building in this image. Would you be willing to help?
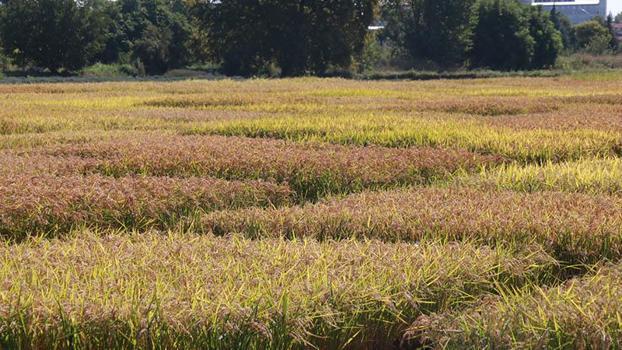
[520,0,607,24]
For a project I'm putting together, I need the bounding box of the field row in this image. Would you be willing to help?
[3,173,622,264]
[3,136,622,250]
[203,187,622,264]
[411,263,622,349]
[0,174,290,239]
[0,233,557,349]
[2,78,622,164]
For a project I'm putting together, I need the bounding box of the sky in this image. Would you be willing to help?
[611,0,622,16]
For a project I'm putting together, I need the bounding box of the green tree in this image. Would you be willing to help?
[615,12,622,24]
[575,20,611,54]
[99,0,193,75]
[606,13,619,51]
[527,6,562,68]
[550,8,575,51]
[199,0,377,77]
[0,0,104,72]
[86,0,125,64]
[383,0,476,67]
[195,1,272,76]
[468,0,534,70]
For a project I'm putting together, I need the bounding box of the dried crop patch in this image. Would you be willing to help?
[4,75,622,347]
[417,96,561,116]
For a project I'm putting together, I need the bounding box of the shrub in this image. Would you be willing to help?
[575,20,612,54]
[80,63,137,77]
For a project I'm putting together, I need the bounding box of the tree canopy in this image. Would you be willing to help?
[383,0,476,66]
[197,0,377,76]
[0,0,102,72]
[0,0,606,75]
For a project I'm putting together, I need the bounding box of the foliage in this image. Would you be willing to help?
[80,63,138,77]
[526,6,563,69]
[556,52,622,70]
[550,8,575,51]
[575,20,612,54]
[606,13,619,52]
[0,0,105,72]
[197,0,377,76]
[383,0,476,67]
[356,31,385,73]
[468,0,561,70]
[112,0,193,75]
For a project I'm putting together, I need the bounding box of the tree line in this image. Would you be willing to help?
[0,0,619,76]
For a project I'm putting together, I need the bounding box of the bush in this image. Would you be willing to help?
[556,53,622,70]
[80,63,138,77]
[575,20,612,54]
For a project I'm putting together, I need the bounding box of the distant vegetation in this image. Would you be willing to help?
[0,0,619,77]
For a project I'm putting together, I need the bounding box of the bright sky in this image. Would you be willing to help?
[611,0,622,16]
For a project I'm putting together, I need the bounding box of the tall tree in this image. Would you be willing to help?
[383,0,476,67]
[550,8,575,51]
[606,13,619,51]
[0,0,104,72]
[113,0,193,74]
[527,6,562,68]
[575,20,611,54]
[469,0,534,70]
[195,1,273,76]
[199,0,377,77]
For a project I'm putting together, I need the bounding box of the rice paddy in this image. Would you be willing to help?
[3,72,622,348]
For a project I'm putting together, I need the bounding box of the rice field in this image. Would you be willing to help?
[2,72,622,348]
